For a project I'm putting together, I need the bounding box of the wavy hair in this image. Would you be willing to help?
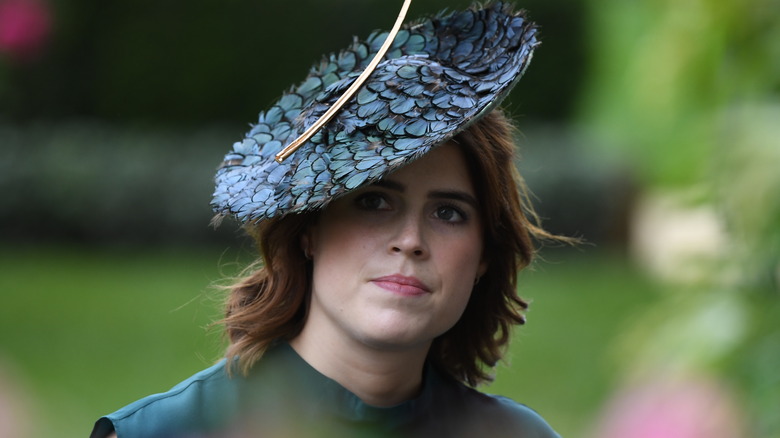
[221,109,557,385]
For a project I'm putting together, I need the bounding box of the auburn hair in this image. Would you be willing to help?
[222,109,555,385]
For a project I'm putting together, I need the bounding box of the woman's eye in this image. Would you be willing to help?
[435,205,466,223]
[355,193,390,211]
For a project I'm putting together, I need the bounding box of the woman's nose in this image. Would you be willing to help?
[389,216,429,258]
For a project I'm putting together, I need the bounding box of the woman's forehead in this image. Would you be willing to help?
[373,143,476,193]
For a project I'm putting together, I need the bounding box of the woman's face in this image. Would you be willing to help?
[303,143,487,351]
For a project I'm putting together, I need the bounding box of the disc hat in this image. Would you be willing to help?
[212,1,539,223]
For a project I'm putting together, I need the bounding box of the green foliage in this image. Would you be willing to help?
[714,103,780,292]
[713,103,780,437]
[577,0,780,188]
[576,0,780,434]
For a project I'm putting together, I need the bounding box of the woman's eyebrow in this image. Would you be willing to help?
[371,179,478,208]
[429,190,479,209]
[372,179,405,192]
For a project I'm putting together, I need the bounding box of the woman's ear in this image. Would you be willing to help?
[300,228,314,260]
[477,259,488,279]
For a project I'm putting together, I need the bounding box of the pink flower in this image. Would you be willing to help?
[0,0,53,63]
[592,376,746,438]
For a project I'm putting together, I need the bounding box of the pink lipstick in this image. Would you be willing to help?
[371,274,431,296]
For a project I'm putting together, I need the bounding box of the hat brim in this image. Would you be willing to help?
[212,2,539,223]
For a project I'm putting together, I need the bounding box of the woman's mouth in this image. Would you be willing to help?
[371,274,431,296]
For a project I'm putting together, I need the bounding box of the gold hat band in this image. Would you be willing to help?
[275,0,413,163]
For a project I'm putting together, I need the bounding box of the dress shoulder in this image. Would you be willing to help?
[484,393,562,437]
[440,378,562,438]
[90,360,238,438]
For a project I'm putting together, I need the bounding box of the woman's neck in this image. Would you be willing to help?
[289,327,430,407]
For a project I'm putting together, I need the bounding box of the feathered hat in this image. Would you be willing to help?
[211,1,539,223]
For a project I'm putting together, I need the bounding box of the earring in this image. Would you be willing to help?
[474,276,481,286]
[303,249,312,260]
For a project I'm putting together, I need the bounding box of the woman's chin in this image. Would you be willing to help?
[350,315,445,351]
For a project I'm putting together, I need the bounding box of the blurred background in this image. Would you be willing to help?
[0,0,777,436]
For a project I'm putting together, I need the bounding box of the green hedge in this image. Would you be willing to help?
[1,120,633,246]
[0,121,241,244]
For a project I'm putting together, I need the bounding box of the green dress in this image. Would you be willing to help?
[91,343,560,438]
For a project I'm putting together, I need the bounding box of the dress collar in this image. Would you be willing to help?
[258,342,440,427]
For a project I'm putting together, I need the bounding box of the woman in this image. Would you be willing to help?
[92,2,562,437]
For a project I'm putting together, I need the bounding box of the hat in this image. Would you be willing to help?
[211,1,539,223]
